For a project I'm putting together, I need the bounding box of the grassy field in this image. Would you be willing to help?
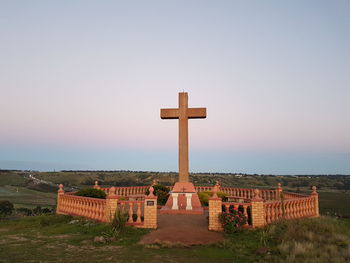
[0,215,349,263]
[1,170,350,216]
[0,185,56,208]
[1,171,350,262]
[318,191,350,218]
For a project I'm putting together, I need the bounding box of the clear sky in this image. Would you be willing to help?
[0,0,349,174]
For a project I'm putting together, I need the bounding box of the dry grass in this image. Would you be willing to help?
[267,217,350,263]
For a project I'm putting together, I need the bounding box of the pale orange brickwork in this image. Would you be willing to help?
[142,186,158,229]
[208,197,223,231]
[311,186,319,217]
[105,186,118,222]
[251,189,265,227]
[56,184,65,214]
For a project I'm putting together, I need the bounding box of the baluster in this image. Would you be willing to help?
[278,202,283,220]
[291,201,296,218]
[100,202,105,221]
[136,202,142,223]
[284,201,289,219]
[128,202,134,223]
[93,201,98,219]
[298,200,303,218]
[86,200,90,217]
[271,203,275,222]
[225,204,230,212]
[266,204,271,224]
[84,200,88,217]
[88,200,92,218]
[74,199,78,215]
[92,201,96,219]
[308,198,312,216]
[243,205,249,225]
[299,200,303,218]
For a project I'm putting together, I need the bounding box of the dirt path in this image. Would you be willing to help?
[139,211,223,245]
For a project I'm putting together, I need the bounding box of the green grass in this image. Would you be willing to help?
[0,215,349,263]
[0,185,56,208]
[318,191,350,217]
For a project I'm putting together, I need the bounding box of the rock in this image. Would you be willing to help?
[256,247,270,254]
[94,236,106,244]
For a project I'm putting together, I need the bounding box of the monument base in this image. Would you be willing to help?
[160,182,204,215]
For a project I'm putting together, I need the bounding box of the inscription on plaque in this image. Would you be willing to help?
[147,201,155,206]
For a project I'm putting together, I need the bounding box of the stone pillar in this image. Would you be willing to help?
[105,187,118,222]
[143,186,158,229]
[311,186,319,217]
[172,193,179,209]
[276,183,283,200]
[185,193,193,210]
[251,189,265,228]
[208,182,223,231]
[208,197,222,231]
[56,184,64,214]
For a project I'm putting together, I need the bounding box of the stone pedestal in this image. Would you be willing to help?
[160,182,203,214]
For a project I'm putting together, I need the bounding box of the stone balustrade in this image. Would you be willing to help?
[208,183,319,231]
[57,194,106,222]
[117,200,144,225]
[196,185,282,201]
[264,196,317,224]
[99,186,149,196]
[56,183,158,228]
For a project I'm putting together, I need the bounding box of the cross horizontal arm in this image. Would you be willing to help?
[188,108,207,119]
[160,108,179,119]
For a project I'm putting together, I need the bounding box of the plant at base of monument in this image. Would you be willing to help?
[75,188,107,199]
[110,209,128,235]
[198,191,211,206]
[145,184,170,205]
[219,209,247,234]
[198,191,228,206]
[0,200,14,218]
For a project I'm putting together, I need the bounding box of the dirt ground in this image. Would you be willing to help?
[139,211,223,245]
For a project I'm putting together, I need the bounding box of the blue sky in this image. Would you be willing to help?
[0,1,349,174]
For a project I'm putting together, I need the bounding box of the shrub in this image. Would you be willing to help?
[76,188,106,199]
[0,200,14,218]
[146,184,170,205]
[198,191,211,206]
[16,207,33,216]
[198,191,228,206]
[219,208,247,233]
[110,209,128,235]
[33,206,42,215]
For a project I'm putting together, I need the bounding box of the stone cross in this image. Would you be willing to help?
[161,92,206,182]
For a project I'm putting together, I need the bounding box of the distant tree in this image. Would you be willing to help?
[0,200,14,218]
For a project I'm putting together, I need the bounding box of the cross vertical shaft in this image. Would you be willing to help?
[179,93,189,182]
[160,92,206,183]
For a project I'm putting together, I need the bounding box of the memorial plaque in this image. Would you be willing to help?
[147,201,154,206]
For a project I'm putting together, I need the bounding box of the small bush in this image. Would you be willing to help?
[0,200,14,218]
[33,206,42,215]
[198,191,228,206]
[16,207,33,216]
[198,191,211,206]
[76,188,106,199]
[146,184,170,205]
[219,209,247,233]
[110,209,128,235]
